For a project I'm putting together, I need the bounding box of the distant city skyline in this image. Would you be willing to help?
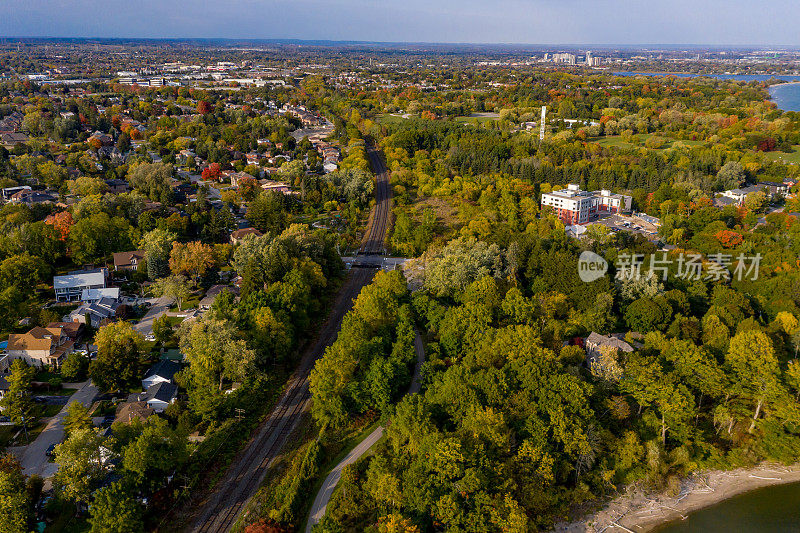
[2,0,800,47]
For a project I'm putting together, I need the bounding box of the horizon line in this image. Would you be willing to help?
[1,36,799,50]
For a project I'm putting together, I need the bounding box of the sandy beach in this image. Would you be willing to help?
[553,463,800,532]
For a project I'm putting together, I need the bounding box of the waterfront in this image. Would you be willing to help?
[655,480,800,532]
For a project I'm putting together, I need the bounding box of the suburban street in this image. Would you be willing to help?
[14,380,98,478]
[133,296,175,337]
[305,331,426,532]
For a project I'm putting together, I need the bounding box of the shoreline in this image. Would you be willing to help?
[553,463,800,532]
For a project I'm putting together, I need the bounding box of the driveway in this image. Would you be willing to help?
[133,296,174,337]
[16,380,98,478]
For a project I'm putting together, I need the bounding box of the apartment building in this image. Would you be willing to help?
[540,184,632,225]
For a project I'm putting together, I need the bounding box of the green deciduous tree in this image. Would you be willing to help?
[89,322,146,392]
[88,481,144,533]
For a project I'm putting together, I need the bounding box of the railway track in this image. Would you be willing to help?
[188,147,392,533]
[361,147,391,255]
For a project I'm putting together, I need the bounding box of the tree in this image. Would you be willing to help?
[744,191,767,212]
[716,161,746,188]
[63,401,92,437]
[726,330,783,432]
[0,253,46,300]
[90,322,146,392]
[150,275,191,311]
[67,176,108,197]
[53,428,109,507]
[88,481,144,533]
[246,192,287,234]
[122,418,188,488]
[152,314,174,345]
[416,237,506,299]
[139,228,176,280]
[0,360,35,426]
[61,352,90,382]
[178,317,256,416]
[45,210,74,241]
[201,163,221,181]
[169,241,215,287]
[68,212,134,265]
[0,454,30,533]
[197,100,212,115]
[127,162,173,203]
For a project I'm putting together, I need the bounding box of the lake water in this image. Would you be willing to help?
[611,71,800,112]
[653,481,800,532]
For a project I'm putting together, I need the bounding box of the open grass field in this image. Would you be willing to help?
[765,146,800,165]
[591,134,706,150]
[376,113,415,125]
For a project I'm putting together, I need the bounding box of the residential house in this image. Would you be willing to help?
[113,250,146,271]
[584,332,634,374]
[7,325,75,368]
[721,182,790,204]
[1,186,31,202]
[199,285,239,310]
[114,401,154,425]
[230,227,262,245]
[81,288,120,302]
[87,131,113,146]
[230,171,256,187]
[53,268,108,302]
[0,132,29,149]
[142,382,178,413]
[68,297,119,328]
[104,179,131,194]
[141,360,181,390]
[46,322,85,343]
[9,189,56,205]
[260,180,292,195]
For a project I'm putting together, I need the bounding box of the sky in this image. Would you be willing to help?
[2,0,799,46]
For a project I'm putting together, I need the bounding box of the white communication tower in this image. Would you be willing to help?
[539,106,547,141]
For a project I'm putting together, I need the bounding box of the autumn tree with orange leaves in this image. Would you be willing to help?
[715,229,744,248]
[169,241,216,286]
[45,211,74,241]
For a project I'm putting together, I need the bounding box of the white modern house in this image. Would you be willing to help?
[53,268,108,302]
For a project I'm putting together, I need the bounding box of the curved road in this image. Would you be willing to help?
[306,331,425,532]
[187,147,392,533]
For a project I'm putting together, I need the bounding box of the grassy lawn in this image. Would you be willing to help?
[765,146,800,164]
[454,112,500,126]
[592,134,706,150]
[165,315,184,327]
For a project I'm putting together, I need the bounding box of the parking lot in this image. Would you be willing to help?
[591,213,660,240]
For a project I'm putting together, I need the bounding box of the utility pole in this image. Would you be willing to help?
[539,106,547,141]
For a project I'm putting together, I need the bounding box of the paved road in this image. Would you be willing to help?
[133,296,175,337]
[306,331,426,532]
[16,380,97,478]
